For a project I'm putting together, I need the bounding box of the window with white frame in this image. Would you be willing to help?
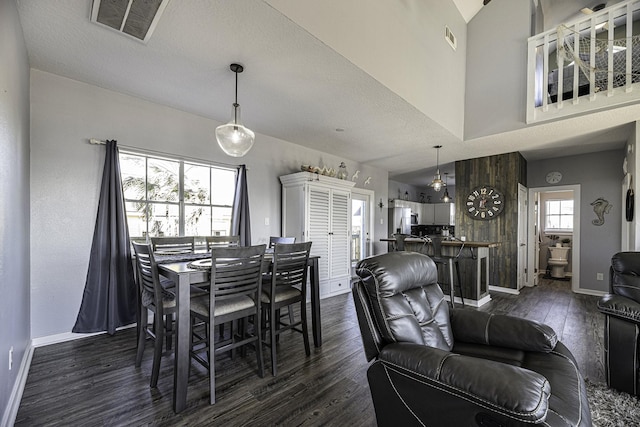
[119,151,236,239]
[545,199,573,232]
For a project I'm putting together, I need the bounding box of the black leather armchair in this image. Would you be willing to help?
[597,252,640,396]
[353,251,591,427]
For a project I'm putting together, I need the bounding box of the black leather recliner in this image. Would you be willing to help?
[352,251,591,426]
[597,251,640,396]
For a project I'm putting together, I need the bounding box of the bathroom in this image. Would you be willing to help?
[538,190,574,281]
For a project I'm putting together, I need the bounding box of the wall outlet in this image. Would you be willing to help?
[596,273,604,281]
[9,346,13,370]
[460,236,466,242]
[264,217,269,226]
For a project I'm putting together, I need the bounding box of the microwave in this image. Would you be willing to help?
[410,213,418,225]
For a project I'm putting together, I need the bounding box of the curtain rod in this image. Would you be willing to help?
[87,138,245,169]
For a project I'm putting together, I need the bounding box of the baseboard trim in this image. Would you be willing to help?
[32,323,136,348]
[574,288,607,297]
[2,343,34,427]
[489,285,520,295]
[444,294,491,308]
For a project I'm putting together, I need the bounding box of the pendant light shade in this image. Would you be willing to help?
[441,173,451,202]
[430,145,446,192]
[216,63,255,157]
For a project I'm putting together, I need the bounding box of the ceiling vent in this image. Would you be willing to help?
[91,0,171,43]
[445,26,457,51]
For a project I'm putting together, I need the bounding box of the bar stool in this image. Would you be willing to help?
[429,236,465,308]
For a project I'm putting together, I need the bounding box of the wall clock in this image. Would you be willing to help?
[545,171,562,184]
[465,185,505,220]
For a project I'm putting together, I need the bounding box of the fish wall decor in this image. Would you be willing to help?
[591,197,612,226]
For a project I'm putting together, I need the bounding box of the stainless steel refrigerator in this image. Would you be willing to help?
[388,207,411,235]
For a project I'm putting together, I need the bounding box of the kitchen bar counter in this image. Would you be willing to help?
[380,237,500,306]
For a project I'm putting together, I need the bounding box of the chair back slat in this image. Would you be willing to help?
[210,245,266,301]
[268,236,296,248]
[151,236,195,254]
[206,235,240,251]
[132,242,164,309]
[272,242,312,289]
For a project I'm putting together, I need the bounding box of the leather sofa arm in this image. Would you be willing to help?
[378,342,550,423]
[450,309,558,352]
[598,293,640,323]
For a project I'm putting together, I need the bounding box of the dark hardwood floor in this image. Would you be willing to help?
[16,278,603,426]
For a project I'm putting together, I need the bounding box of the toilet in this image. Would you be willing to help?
[548,245,570,278]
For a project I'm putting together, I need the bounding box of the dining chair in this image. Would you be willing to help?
[261,242,312,376]
[132,242,177,388]
[268,236,296,248]
[429,236,465,308]
[151,236,195,254]
[205,235,240,251]
[189,244,267,404]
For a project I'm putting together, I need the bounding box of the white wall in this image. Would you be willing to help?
[0,0,31,421]
[528,149,624,292]
[464,0,531,139]
[266,0,467,139]
[30,70,389,339]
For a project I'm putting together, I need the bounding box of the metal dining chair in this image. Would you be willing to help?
[205,235,240,250]
[189,245,267,404]
[429,236,465,308]
[132,242,177,388]
[268,236,296,248]
[261,242,312,376]
[150,236,195,254]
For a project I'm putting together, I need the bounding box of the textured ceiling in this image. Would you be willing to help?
[17,0,630,187]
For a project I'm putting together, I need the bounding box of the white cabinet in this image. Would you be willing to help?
[434,203,455,225]
[421,204,435,225]
[280,172,355,298]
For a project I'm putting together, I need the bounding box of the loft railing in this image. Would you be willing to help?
[527,0,640,123]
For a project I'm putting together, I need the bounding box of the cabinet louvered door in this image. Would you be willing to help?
[329,190,350,279]
[307,186,330,281]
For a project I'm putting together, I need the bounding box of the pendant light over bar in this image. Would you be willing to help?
[441,173,451,202]
[430,145,446,192]
[215,63,255,157]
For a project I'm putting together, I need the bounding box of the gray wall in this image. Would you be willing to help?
[29,70,389,339]
[0,0,31,421]
[528,149,625,292]
[464,0,531,140]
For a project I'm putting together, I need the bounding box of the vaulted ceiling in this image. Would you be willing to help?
[17,0,631,186]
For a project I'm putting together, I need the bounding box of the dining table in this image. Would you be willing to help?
[155,251,321,413]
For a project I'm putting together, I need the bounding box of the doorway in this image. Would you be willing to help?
[527,184,581,292]
[351,188,375,276]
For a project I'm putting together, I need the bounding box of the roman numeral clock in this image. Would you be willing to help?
[465,185,505,220]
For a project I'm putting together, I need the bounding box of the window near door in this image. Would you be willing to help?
[545,199,573,232]
[119,151,236,239]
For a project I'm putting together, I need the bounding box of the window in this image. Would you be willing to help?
[545,199,573,232]
[119,151,236,238]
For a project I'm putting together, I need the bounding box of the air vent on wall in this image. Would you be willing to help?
[91,0,170,43]
[445,26,457,51]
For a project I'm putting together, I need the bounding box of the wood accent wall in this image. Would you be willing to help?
[455,152,526,290]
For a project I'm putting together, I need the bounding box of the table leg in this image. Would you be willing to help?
[309,257,321,347]
[173,273,191,413]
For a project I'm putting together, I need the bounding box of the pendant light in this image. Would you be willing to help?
[215,63,255,157]
[441,173,451,202]
[430,145,446,192]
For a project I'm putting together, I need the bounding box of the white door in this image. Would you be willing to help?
[330,189,351,279]
[307,186,330,281]
[517,183,528,289]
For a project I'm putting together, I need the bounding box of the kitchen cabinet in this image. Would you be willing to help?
[280,172,355,298]
[434,203,455,225]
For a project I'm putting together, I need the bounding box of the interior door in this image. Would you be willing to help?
[517,183,528,289]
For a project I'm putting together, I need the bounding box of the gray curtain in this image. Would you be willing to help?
[73,140,137,334]
[231,164,251,246]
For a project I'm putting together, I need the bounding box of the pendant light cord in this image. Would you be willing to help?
[234,70,239,123]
